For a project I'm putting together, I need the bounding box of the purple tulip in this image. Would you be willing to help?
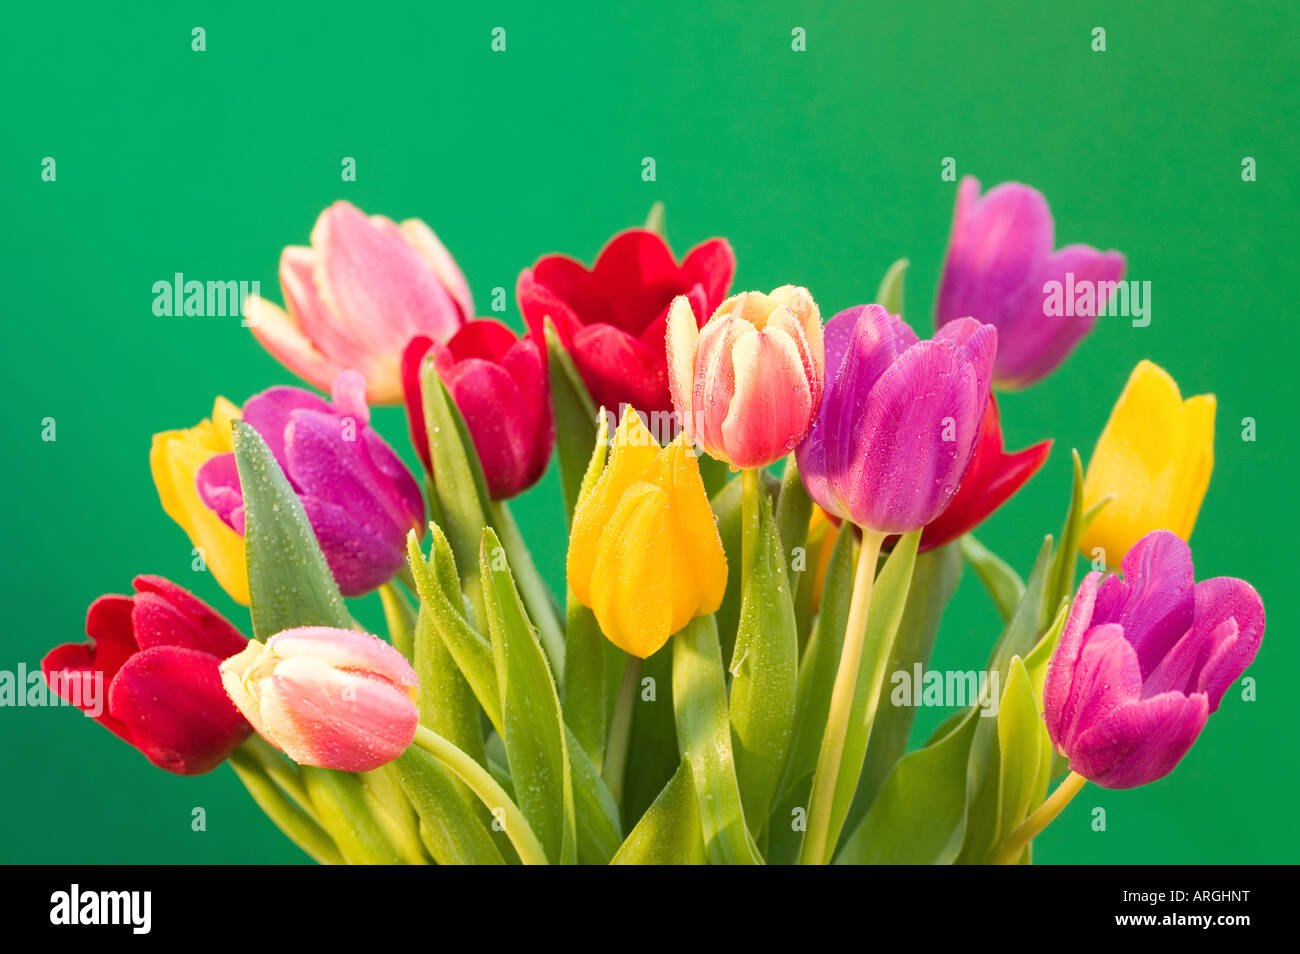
[795,305,996,534]
[936,176,1126,390]
[1044,530,1264,790]
[197,370,425,596]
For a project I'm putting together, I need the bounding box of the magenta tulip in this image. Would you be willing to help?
[1044,530,1264,789]
[795,304,996,534]
[936,176,1126,390]
[197,370,425,596]
[42,576,251,775]
[220,626,420,772]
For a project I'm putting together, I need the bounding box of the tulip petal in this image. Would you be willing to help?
[666,296,700,441]
[259,655,418,772]
[721,322,814,468]
[267,626,419,691]
[1057,623,1143,751]
[397,217,475,324]
[935,178,1054,332]
[1069,690,1208,789]
[994,245,1126,388]
[1043,571,1102,747]
[848,336,987,533]
[570,323,671,416]
[1169,393,1215,541]
[1092,529,1195,677]
[109,646,251,775]
[1189,576,1264,710]
[130,575,247,658]
[589,481,675,657]
[244,294,348,399]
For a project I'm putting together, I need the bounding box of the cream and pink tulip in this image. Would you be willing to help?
[666,286,824,469]
[220,626,419,772]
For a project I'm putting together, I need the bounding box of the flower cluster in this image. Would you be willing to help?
[45,186,1262,865]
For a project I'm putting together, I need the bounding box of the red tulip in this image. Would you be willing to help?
[517,229,735,415]
[42,576,251,775]
[403,320,554,500]
[918,395,1051,551]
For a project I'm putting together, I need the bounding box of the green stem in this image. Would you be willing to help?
[741,468,762,585]
[411,725,550,865]
[228,751,344,865]
[800,527,884,865]
[602,654,643,806]
[490,500,567,683]
[990,771,1087,865]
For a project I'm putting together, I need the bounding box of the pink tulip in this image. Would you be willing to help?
[244,201,473,405]
[666,286,824,469]
[219,626,419,772]
[1043,531,1264,789]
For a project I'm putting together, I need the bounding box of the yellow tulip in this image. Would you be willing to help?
[567,409,728,658]
[1080,360,1215,566]
[150,397,250,605]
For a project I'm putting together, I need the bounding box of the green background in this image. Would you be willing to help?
[3,0,1295,863]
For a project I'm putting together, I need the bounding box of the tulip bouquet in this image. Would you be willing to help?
[44,184,1263,865]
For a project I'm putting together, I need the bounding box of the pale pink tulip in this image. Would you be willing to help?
[245,201,473,404]
[220,626,419,772]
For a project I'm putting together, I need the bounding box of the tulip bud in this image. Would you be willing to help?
[1080,360,1215,566]
[795,305,996,534]
[1044,531,1263,789]
[245,200,473,404]
[667,286,824,469]
[402,320,554,500]
[936,176,1126,389]
[567,409,728,658]
[196,370,425,596]
[42,576,251,775]
[220,626,420,772]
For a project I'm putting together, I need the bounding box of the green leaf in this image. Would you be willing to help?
[848,540,963,831]
[407,529,501,729]
[232,422,353,639]
[775,524,856,808]
[412,596,484,765]
[710,472,777,663]
[407,529,621,864]
[1045,450,1086,625]
[544,321,600,523]
[378,581,416,660]
[993,656,1052,856]
[730,492,798,831]
[479,528,577,865]
[987,535,1055,678]
[820,529,921,858]
[393,747,505,865]
[489,500,566,681]
[621,643,680,825]
[611,760,707,865]
[835,709,979,864]
[960,533,1025,624]
[672,615,763,865]
[774,455,813,579]
[361,765,429,864]
[958,536,1054,863]
[563,412,611,766]
[420,362,494,623]
[643,200,667,241]
[874,257,909,318]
